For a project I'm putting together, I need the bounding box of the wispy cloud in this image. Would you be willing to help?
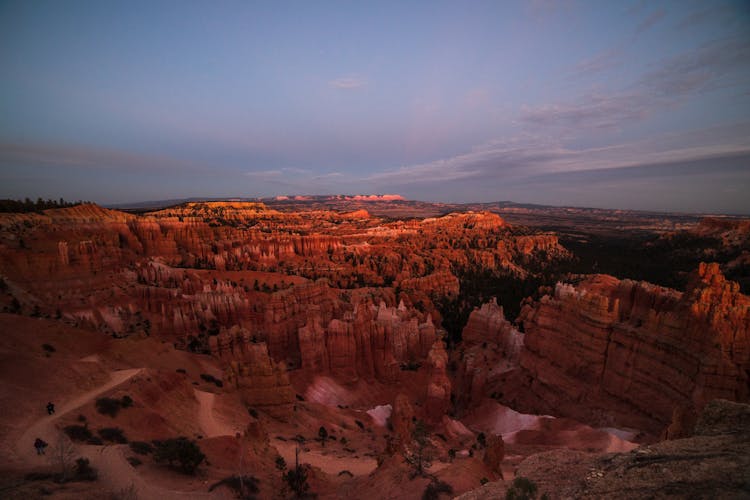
[313,171,344,180]
[245,168,350,192]
[329,76,368,89]
[641,37,750,96]
[0,142,206,173]
[676,4,738,31]
[573,47,624,75]
[367,123,750,187]
[245,167,311,182]
[524,36,750,130]
[635,8,666,34]
[521,92,653,130]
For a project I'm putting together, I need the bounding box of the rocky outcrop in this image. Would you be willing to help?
[398,271,460,299]
[422,211,506,231]
[663,405,698,440]
[457,399,750,500]
[513,235,562,256]
[482,434,505,473]
[391,393,416,448]
[294,299,439,384]
[511,263,750,433]
[213,327,295,407]
[461,298,523,357]
[424,340,452,423]
[454,299,523,412]
[693,398,750,436]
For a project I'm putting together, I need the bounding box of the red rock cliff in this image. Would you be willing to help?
[510,263,750,433]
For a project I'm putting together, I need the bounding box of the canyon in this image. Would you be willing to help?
[0,199,748,499]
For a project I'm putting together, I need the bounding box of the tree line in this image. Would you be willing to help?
[0,198,88,213]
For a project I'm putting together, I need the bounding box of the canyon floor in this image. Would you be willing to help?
[0,198,748,499]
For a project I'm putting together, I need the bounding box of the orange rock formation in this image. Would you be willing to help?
[509,263,749,432]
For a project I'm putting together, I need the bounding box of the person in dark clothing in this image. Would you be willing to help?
[34,438,47,455]
[46,402,54,415]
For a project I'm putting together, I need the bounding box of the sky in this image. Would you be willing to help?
[1,0,749,213]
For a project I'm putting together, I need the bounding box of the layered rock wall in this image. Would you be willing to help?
[210,326,295,407]
[513,263,750,432]
[454,298,524,412]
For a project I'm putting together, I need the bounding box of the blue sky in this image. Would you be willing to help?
[1,0,749,213]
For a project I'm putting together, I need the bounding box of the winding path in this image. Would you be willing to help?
[194,390,241,438]
[193,388,379,477]
[16,368,142,463]
[14,368,215,499]
[14,367,381,497]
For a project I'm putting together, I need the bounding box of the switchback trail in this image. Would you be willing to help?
[14,368,218,499]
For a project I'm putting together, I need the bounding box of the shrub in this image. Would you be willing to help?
[86,436,103,445]
[400,361,421,371]
[208,475,259,496]
[64,425,93,442]
[247,407,258,418]
[476,432,486,449]
[153,437,205,475]
[505,477,540,500]
[74,458,97,481]
[275,455,287,470]
[199,373,223,388]
[120,395,134,408]
[355,420,365,430]
[98,427,128,444]
[42,343,56,353]
[129,441,154,455]
[126,456,142,467]
[405,419,433,477]
[95,397,121,417]
[318,426,328,446]
[176,368,187,374]
[480,477,489,485]
[283,464,310,498]
[25,472,54,481]
[422,480,453,500]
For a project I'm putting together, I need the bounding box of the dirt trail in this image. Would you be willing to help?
[14,368,218,499]
[274,441,378,476]
[194,389,241,438]
[193,388,379,479]
[15,368,142,463]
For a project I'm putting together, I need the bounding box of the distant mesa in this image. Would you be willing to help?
[274,194,405,202]
[348,194,405,201]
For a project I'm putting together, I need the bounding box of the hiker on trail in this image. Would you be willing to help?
[46,402,54,415]
[34,438,47,455]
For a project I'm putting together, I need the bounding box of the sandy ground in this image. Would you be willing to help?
[12,368,223,499]
[15,368,142,464]
[274,440,378,476]
[194,390,242,438]
[9,361,381,497]
[464,400,638,453]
